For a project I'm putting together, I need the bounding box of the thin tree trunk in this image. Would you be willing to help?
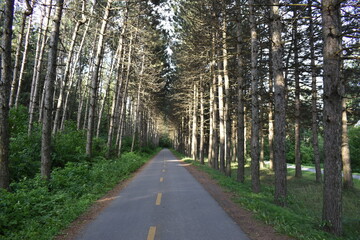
[208,33,216,168]
[191,82,198,160]
[9,3,32,107]
[342,98,353,189]
[14,12,33,108]
[293,8,302,178]
[62,1,94,131]
[322,0,343,235]
[53,20,82,134]
[28,0,52,134]
[218,50,225,173]
[0,0,15,190]
[117,32,134,157]
[86,0,113,157]
[82,95,90,130]
[309,1,321,182]
[270,0,287,206]
[79,26,99,131]
[41,0,64,180]
[231,119,237,163]
[250,0,260,192]
[260,126,265,169]
[236,0,245,182]
[199,78,205,164]
[131,55,145,152]
[222,7,231,177]
[106,31,126,156]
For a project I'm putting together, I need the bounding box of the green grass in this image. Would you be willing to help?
[0,149,161,240]
[174,151,360,240]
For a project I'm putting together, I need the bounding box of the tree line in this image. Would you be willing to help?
[1,1,167,190]
[167,0,359,236]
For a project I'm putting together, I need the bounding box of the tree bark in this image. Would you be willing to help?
[0,0,15,190]
[250,0,260,192]
[222,6,231,177]
[199,78,205,164]
[270,0,287,206]
[342,98,353,189]
[86,0,113,157]
[41,0,64,180]
[208,32,218,169]
[236,0,245,183]
[322,0,343,235]
[267,19,275,171]
[191,81,198,160]
[218,55,225,173]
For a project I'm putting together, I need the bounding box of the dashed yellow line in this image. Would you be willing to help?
[160,177,164,182]
[156,193,162,205]
[147,226,156,240]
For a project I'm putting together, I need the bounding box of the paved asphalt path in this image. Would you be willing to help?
[76,149,249,240]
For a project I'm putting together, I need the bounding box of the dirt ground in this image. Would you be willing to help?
[55,159,292,240]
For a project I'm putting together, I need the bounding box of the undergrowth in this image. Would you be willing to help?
[0,150,160,240]
[173,150,360,240]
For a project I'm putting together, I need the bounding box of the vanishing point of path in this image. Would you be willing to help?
[76,149,249,240]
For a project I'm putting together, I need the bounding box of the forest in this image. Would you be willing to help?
[0,0,359,239]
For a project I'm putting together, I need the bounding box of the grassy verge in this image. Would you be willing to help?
[0,149,160,240]
[172,150,360,240]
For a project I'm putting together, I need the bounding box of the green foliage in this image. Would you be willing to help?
[0,150,159,240]
[181,155,360,240]
[52,124,87,168]
[9,132,41,182]
[349,126,360,172]
[9,105,29,135]
[9,106,41,181]
[286,131,324,166]
[120,136,133,153]
[159,135,172,148]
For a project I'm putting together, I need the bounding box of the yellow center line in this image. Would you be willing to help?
[160,177,164,182]
[156,193,162,205]
[147,226,156,240]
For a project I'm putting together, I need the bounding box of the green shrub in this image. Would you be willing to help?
[9,105,28,136]
[9,132,41,182]
[52,126,87,168]
[9,105,41,181]
[349,126,360,172]
[119,136,133,153]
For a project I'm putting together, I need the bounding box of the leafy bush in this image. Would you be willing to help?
[9,132,41,182]
[52,125,87,168]
[9,105,41,181]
